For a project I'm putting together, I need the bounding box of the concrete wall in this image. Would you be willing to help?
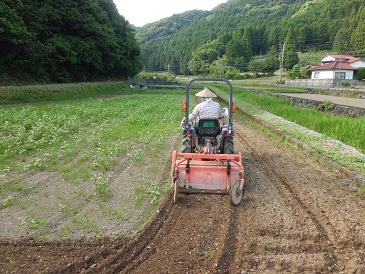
[286,79,335,88]
[285,79,361,88]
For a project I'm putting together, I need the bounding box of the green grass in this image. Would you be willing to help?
[0,82,125,104]
[202,250,212,259]
[359,184,365,197]
[2,195,20,207]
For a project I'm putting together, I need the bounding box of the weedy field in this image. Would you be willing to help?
[0,89,185,239]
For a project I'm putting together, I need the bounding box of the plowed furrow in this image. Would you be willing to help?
[229,116,365,272]
[235,120,331,239]
[118,194,235,273]
[215,205,239,273]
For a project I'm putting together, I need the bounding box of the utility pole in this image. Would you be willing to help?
[279,42,285,84]
[219,60,223,78]
[337,53,342,87]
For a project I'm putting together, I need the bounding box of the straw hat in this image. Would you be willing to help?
[195,87,217,98]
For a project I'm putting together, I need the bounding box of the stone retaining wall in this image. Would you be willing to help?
[282,95,365,117]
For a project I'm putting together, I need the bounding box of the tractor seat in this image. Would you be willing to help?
[197,119,220,136]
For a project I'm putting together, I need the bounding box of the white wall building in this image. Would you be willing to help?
[307,54,365,80]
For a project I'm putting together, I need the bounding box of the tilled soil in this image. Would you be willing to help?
[1,117,365,273]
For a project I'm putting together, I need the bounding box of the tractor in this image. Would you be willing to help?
[171,78,245,205]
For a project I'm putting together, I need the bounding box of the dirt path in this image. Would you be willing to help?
[1,117,365,273]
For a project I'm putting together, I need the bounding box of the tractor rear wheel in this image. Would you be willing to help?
[223,136,234,154]
[182,135,192,153]
[231,181,243,205]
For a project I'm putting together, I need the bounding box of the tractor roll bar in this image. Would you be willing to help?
[184,78,234,130]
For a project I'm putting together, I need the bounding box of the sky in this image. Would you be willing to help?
[114,0,228,27]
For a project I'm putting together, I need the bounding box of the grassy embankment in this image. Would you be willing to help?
[0,82,138,104]
[0,82,186,238]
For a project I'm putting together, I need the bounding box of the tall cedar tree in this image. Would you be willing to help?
[283,28,299,70]
[241,27,253,70]
[226,26,245,65]
[351,21,365,55]
[333,28,352,53]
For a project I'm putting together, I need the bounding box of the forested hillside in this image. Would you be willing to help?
[0,0,141,83]
[136,0,365,77]
[2,0,364,83]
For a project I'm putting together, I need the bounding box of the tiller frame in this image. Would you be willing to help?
[171,151,245,205]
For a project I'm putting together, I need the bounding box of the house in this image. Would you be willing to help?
[307,54,365,80]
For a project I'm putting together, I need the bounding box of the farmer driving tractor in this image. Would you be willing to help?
[181,87,223,130]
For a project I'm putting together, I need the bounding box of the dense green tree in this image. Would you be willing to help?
[316,5,332,44]
[190,59,211,75]
[296,26,311,46]
[0,1,30,78]
[209,56,227,78]
[286,65,301,79]
[0,0,141,83]
[355,67,365,81]
[253,25,268,55]
[0,0,29,45]
[168,55,181,75]
[283,28,299,70]
[351,21,365,52]
[249,45,279,75]
[226,26,245,64]
[242,27,253,64]
[267,27,280,48]
[333,28,352,53]
[191,39,225,64]
[225,26,253,71]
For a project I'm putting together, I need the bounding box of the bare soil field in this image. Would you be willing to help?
[1,115,365,273]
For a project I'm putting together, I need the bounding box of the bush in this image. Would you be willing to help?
[317,100,334,112]
[355,67,365,81]
[136,72,176,81]
[286,65,310,79]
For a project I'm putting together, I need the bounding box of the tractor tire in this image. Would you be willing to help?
[223,136,234,154]
[182,135,192,153]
